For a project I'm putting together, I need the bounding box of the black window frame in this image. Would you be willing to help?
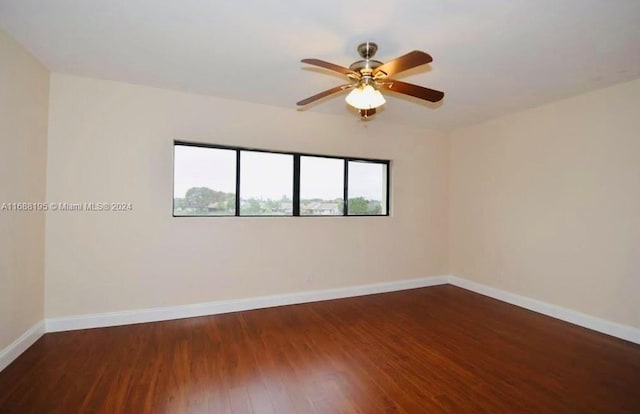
[173,140,391,217]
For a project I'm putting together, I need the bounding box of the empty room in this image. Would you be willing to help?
[1,1,639,413]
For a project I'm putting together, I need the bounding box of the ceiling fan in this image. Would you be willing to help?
[296,42,444,118]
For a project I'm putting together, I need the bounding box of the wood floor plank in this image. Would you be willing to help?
[1,285,639,413]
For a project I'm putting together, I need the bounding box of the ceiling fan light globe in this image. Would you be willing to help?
[345,85,386,110]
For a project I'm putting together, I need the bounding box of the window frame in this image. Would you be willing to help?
[173,140,390,217]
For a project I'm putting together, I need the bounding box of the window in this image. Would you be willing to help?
[240,151,293,216]
[347,161,388,215]
[173,145,236,216]
[300,156,344,216]
[173,142,390,217]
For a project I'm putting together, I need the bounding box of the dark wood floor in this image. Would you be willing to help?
[1,285,639,413]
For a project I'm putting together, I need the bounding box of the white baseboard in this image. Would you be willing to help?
[0,321,45,372]
[5,275,637,371]
[46,275,449,332]
[449,275,640,345]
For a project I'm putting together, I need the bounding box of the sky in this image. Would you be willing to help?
[174,145,385,201]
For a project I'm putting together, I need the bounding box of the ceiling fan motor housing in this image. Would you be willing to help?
[350,42,383,74]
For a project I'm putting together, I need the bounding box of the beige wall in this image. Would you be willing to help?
[15,50,637,332]
[450,78,640,329]
[44,74,449,318]
[0,29,49,349]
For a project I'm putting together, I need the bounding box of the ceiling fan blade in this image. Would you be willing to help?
[296,84,353,106]
[373,51,433,77]
[380,79,444,102]
[301,59,360,78]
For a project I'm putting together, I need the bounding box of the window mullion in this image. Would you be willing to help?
[235,150,241,216]
[293,155,300,216]
[343,159,348,216]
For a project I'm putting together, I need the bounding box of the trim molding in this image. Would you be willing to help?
[46,275,449,332]
[449,276,640,345]
[6,275,638,370]
[0,321,45,372]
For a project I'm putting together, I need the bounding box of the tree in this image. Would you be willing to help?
[367,201,382,214]
[280,195,291,203]
[173,197,187,211]
[224,193,236,212]
[264,198,279,212]
[347,197,369,215]
[185,187,215,213]
[184,187,232,214]
[347,197,382,215]
[242,198,263,215]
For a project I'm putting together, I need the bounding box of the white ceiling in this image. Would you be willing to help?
[1,0,639,130]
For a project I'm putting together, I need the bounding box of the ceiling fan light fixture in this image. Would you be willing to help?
[345,84,386,110]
